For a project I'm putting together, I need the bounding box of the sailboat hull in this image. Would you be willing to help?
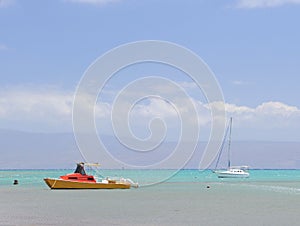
[215,170,249,178]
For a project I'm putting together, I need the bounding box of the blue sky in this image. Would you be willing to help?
[0,0,300,141]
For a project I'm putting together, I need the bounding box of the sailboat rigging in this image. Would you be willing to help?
[213,117,250,178]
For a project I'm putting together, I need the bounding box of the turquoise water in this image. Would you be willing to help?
[1,169,300,187]
[1,169,300,225]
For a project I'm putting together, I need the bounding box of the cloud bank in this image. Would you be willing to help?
[0,86,299,140]
[0,86,74,132]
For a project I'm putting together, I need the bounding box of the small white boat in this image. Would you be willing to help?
[213,118,250,178]
[214,167,249,178]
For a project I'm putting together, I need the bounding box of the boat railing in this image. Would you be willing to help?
[230,166,250,170]
[95,176,139,188]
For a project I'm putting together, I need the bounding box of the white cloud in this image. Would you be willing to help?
[225,101,300,118]
[236,0,300,8]
[95,102,111,118]
[256,101,299,117]
[65,0,119,6]
[0,86,74,132]
[1,85,300,140]
[130,98,178,119]
[223,101,300,131]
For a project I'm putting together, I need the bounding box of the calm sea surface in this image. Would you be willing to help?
[1,169,300,225]
[1,169,300,187]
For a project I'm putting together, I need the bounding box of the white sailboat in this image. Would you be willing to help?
[213,117,249,178]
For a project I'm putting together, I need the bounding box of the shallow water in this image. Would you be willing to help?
[1,169,300,187]
[1,170,300,225]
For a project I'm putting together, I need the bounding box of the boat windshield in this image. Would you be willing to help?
[74,163,86,175]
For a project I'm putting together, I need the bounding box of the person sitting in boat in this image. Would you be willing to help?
[74,162,86,175]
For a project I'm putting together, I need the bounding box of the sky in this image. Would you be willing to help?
[0,0,300,145]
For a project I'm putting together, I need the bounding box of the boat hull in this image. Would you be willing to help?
[215,171,249,178]
[44,178,131,189]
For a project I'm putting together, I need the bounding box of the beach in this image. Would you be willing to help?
[1,178,300,226]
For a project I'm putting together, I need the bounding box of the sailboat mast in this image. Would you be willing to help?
[228,117,233,169]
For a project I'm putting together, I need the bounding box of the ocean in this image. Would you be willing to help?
[1,169,300,186]
[1,169,300,225]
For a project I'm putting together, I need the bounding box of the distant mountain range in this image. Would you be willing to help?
[0,129,299,169]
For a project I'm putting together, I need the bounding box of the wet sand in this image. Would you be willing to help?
[1,182,300,225]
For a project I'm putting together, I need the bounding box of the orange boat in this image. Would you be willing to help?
[44,163,137,189]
